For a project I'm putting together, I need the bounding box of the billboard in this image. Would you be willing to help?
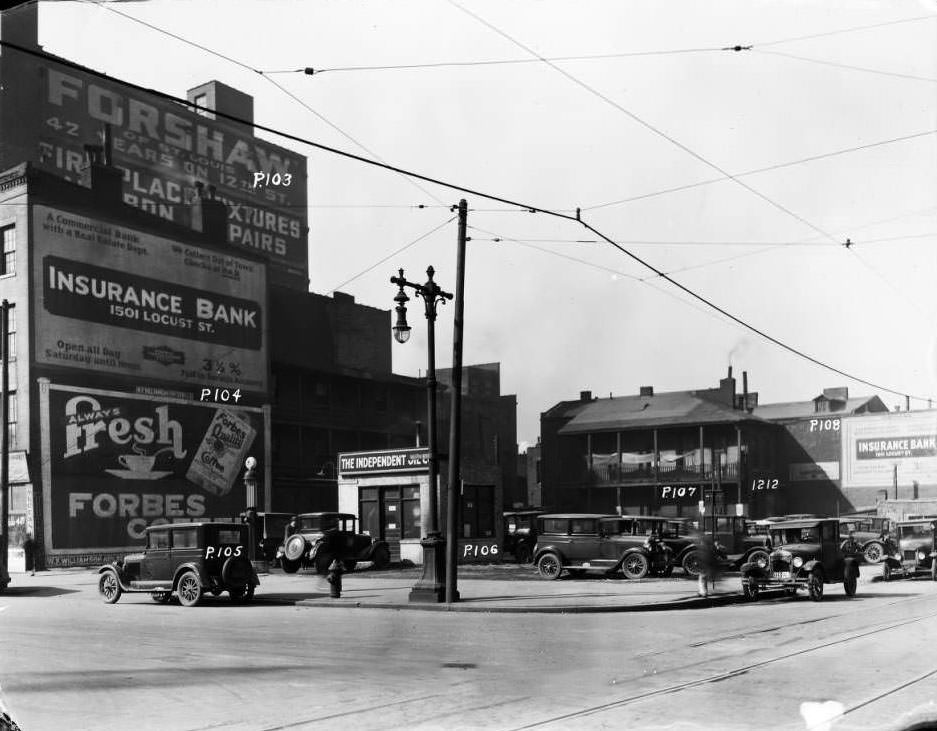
[841,411,937,488]
[41,384,267,553]
[33,205,267,393]
[7,57,307,286]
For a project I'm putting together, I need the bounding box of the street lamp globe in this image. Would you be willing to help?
[393,288,411,344]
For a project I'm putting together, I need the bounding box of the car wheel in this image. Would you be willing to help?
[537,552,563,580]
[370,545,391,570]
[844,573,857,597]
[151,591,171,604]
[808,570,824,602]
[742,579,759,601]
[882,563,892,582]
[515,544,533,564]
[622,552,649,580]
[177,571,203,607]
[284,535,307,562]
[863,542,884,564]
[98,572,122,604]
[281,558,300,574]
[682,551,702,578]
[747,549,769,568]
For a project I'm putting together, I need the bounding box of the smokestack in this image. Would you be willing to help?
[743,371,749,412]
[727,365,733,379]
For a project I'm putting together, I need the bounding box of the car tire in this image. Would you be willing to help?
[808,570,824,602]
[882,563,892,582]
[515,544,533,565]
[742,579,759,601]
[537,552,563,580]
[284,535,307,563]
[370,545,391,570]
[863,542,884,564]
[177,571,203,607]
[281,558,301,574]
[747,549,769,568]
[682,551,702,578]
[844,573,857,597]
[99,572,122,604]
[622,552,649,580]
[151,591,171,604]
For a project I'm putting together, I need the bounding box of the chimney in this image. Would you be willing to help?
[719,366,737,408]
[82,125,123,204]
[191,182,228,242]
[579,390,592,402]
[639,386,654,397]
[742,372,752,412]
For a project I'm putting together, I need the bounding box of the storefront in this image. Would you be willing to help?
[337,447,503,565]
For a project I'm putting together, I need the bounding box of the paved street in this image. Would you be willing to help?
[2,565,936,731]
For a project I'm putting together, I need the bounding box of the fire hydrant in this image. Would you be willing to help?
[327,560,343,598]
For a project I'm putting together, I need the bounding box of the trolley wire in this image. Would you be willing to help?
[1,37,932,403]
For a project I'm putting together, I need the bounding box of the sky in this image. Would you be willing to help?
[24,0,937,447]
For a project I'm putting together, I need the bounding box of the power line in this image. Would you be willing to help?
[755,14,937,48]
[585,129,937,211]
[84,0,450,207]
[448,0,840,244]
[0,38,930,403]
[327,215,457,294]
[753,48,937,84]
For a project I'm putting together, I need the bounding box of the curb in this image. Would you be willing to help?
[289,592,744,613]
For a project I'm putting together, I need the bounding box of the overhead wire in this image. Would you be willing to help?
[0,38,931,403]
[752,48,937,84]
[754,13,937,48]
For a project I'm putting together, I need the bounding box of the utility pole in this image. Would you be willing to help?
[445,200,468,604]
[0,301,10,592]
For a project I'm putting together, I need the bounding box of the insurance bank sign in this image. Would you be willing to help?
[339,448,430,477]
[33,206,268,392]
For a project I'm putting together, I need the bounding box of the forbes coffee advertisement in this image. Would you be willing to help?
[45,385,263,551]
[33,206,267,392]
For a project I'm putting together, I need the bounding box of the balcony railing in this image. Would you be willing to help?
[587,460,740,485]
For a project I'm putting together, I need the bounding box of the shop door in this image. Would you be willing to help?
[382,487,402,561]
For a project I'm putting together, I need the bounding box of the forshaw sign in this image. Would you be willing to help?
[33,206,267,392]
[41,383,265,554]
[32,65,309,286]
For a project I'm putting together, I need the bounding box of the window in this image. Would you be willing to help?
[360,488,380,538]
[5,305,14,361]
[149,530,170,549]
[0,226,14,275]
[461,484,495,538]
[570,518,597,535]
[402,485,421,539]
[193,93,213,118]
[541,518,568,535]
[173,527,198,548]
[6,390,15,445]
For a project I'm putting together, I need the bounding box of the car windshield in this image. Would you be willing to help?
[299,516,339,531]
[899,524,932,539]
[771,526,820,545]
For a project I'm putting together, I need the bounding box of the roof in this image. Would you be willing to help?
[538,513,614,520]
[769,518,838,529]
[557,390,765,434]
[753,396,885,421]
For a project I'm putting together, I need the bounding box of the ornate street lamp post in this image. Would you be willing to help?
[391,267,452,603]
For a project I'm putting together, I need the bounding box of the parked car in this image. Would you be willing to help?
[255,511,294,564]
[740,518,860,601]
[97,522,259,606]
[533,513,672,580]
[502,509,543,564]
[697,514,772,569]
[277,512,391,574]
[882,519,937,581]
[838,516,891,564]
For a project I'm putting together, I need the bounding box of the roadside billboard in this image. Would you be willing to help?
[40,383,268,557]
[33,205,268,393]
[2,52,308,287]
[841,411,937,488]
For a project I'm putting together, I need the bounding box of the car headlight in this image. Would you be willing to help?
[917,551,926,561]
[755,555,768,568]
[792,557,804,568]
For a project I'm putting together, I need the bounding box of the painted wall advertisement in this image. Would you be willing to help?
[33,205,267,392]
[43,385,264,553]
[31,65,308,285]
[841,412,937,489]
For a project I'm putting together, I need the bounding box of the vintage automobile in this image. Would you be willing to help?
[882,519,937,581]
[502,509,543,564]
[740,518,860,601]
[533,513,673,580]
[254,511,294,564]
[277,512,391,574]
[838,515,891,564]
[97,522,259,606]
[647,516,762,577]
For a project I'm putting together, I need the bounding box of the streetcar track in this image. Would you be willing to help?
[506,612,937,730]
[254,693,446,730]
[815,667,937,730]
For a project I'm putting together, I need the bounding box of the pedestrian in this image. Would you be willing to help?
[697,535,723,597]
[22,531,35,576]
